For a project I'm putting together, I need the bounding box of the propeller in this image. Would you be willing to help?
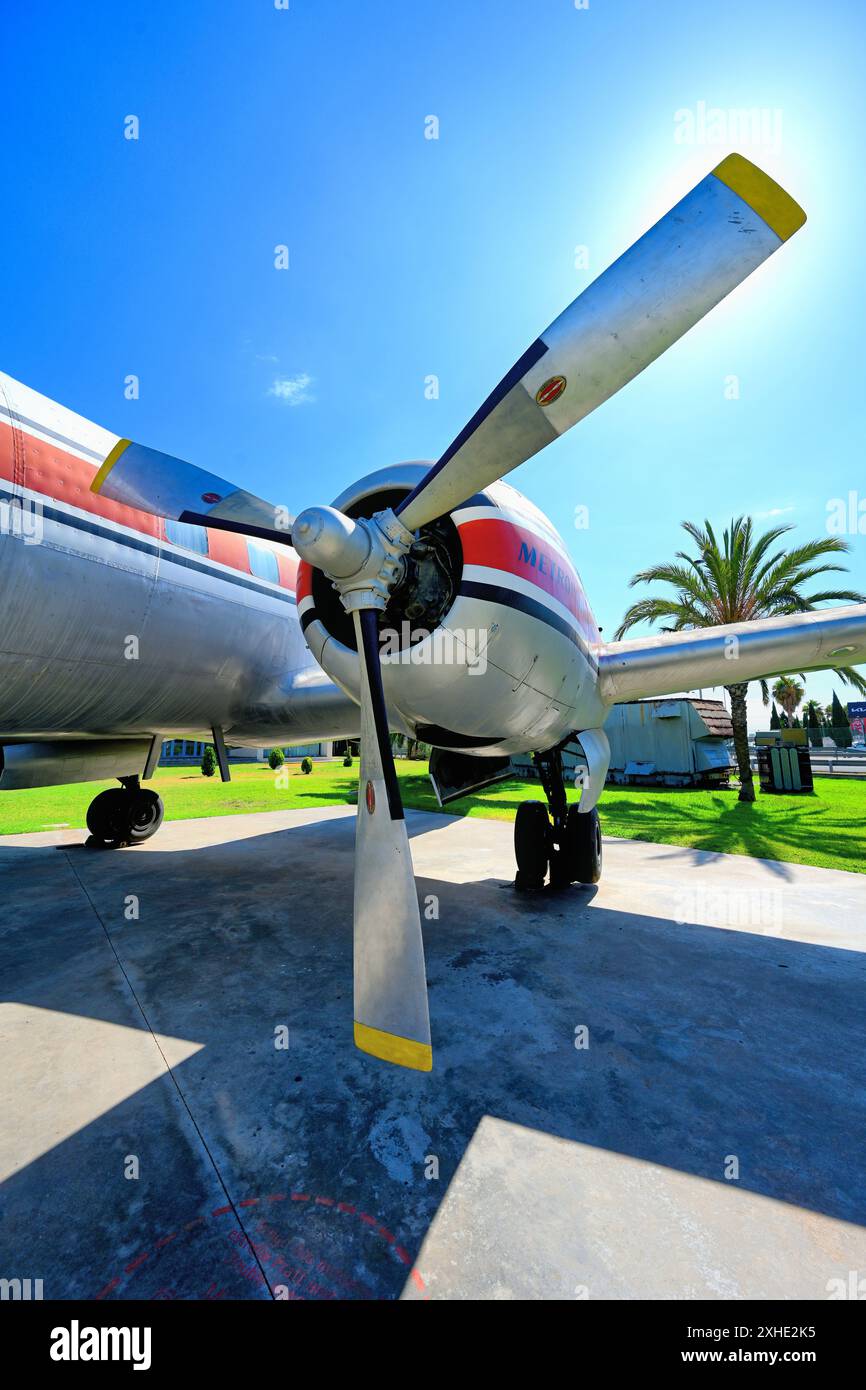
[350,606,432,1070]
[92,437,293,543]
[91,152,806,1071]
[292,506,432,1071]
[394,153,806,533]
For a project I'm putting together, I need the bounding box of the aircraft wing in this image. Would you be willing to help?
[597,605,866,704]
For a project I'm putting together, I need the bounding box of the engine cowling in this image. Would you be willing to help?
[296,464,605,755]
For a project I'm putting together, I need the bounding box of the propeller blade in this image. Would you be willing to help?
[351,607,432,1071]
[91,438,292,543]
[396,153,806,532]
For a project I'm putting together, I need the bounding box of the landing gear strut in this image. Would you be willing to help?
[85,775,164,849]
[514,745,602,891]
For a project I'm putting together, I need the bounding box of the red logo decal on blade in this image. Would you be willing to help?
[535,375,566,407]
[201,492,222,504]
[365,781,375,814]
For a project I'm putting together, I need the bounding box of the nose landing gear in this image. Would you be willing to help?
[85,776,164,849]
[514,745,602,891]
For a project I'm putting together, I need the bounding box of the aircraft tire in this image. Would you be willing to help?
[125,788,165,844]
[86,787,164,847]
[564,805,602,884]
[86,788,130,845]
[514,801,550,890]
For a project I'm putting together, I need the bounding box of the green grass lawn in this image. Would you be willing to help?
[0,758,863,874]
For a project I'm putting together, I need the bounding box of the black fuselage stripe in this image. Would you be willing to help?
[458,579,597,667]
[359,608,404,821]
[0,491,296,605]
[395,339,548,517]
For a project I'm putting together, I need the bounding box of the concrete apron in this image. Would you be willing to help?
[1,806,865,1300]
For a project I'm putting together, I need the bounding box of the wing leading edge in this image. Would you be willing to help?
[597,606,866,704]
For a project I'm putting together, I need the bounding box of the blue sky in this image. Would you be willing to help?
[3,0,864,728]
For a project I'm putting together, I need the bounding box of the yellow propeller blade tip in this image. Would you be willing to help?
[712,153,806,242]
[91,438,131,494]
[354,1022,432,1072]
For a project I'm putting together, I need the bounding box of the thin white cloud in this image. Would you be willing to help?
[752,505,795,520]
[267,372,314,406]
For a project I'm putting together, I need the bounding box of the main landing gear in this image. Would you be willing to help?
[514,746,602,891]
[85,775,164,849]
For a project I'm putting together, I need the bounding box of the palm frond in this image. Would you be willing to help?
[615,515,864,681]
[613,597,703,641]
[834,665,866,697]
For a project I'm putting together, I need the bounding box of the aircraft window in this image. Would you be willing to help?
[164,519,209,554]
[247,539,280,584]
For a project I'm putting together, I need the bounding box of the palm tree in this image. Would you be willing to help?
[614,517,866,801]
[772,676,804,723]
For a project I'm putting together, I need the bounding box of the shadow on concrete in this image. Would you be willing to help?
[2,810,866,1299]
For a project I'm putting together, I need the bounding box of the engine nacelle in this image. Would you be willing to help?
[296,465,606,755]
[0,739,153,789]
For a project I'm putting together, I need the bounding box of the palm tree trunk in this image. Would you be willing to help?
[726,682,755,802]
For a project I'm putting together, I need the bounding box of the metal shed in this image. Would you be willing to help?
[604,697,734,787]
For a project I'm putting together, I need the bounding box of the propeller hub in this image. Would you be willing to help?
[292,505,372,579]
[294,505,414,613]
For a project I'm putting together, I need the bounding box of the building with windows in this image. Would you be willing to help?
[159,739,334,766]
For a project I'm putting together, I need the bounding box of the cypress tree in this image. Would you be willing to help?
[831,691,852,747]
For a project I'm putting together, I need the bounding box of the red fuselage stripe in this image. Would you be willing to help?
[0,418,298,589]
[458,517,598,639]
[1,417,591,629]
[298,521,598,640]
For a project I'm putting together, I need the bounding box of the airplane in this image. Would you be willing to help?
[3,153,865,1074]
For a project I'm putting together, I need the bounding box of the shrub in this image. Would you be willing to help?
[343,755,353,767]
[201,745,218,777]
[301,757,313,774]
[268,747,285,770]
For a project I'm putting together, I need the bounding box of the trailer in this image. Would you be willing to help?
[603,698,734,787]
[509,698,736,788]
